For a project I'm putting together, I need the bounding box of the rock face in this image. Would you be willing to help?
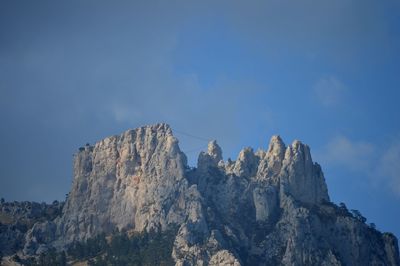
[6,123,399,265]
[58,123,189,243]
[0,200,63,256]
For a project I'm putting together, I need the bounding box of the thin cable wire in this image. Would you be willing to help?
[173,129,210,142]
[183,145,209,154]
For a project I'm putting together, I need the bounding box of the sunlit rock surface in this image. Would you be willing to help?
[2,123,398,265]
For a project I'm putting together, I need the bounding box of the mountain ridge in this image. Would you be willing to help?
[1,123,399,265]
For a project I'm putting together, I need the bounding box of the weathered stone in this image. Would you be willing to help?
[209,250,241,266]
[3,123,398,266]
[253,186,278,221]
[256,135,286,181]
[197,140,222,171]
[280,140,329,204]
[58,123,189,243]
[233,147,258,178]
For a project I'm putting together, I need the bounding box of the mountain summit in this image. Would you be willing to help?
[1,123,399,265]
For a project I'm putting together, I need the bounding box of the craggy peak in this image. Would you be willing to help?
[0,123,399,266]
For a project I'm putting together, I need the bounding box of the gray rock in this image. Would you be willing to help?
[0,200,63,256]
[256,135,286,181]
[6,123,398,266]
[280,140,329,204]
[197,140,223,171]
[209,250,241,266]
[232,147,259,178]
[253,186,278,222]
[23,221,56,255]
[58,123,189,243]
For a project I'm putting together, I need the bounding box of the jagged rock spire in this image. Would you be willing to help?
[267,135,286,159]
[257,135,286,180]
[233,147,258,178]
[197,140,223,171]
[207,140,223,163]
[280,140,329,204]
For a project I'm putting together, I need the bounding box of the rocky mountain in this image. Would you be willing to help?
[1,123,399,265]
[0,200,63,257]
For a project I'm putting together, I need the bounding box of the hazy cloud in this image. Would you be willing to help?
[316,135,374,170]
[317,135,400,197]
[377,140,400,196]
[314,76,347,107]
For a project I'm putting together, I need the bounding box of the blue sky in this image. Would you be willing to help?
[1,0,399,237]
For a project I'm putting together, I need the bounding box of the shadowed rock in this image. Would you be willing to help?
[6,123,398,266]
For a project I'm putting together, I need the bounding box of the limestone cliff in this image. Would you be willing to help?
[3,123,398,266]
[58,123,189,243]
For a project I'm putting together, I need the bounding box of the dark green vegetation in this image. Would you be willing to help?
[25,226,178,266]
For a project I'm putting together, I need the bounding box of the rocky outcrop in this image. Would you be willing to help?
[6,123,398,265]
[279,140,329,204]
[0,200,63,256]
[253,186,278,222]
[173,134,397,265]
[209,250,241,266]
[232,147,259,178]
[198,140,223,171]
[256,135,286,181]
[57,123,190,243]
